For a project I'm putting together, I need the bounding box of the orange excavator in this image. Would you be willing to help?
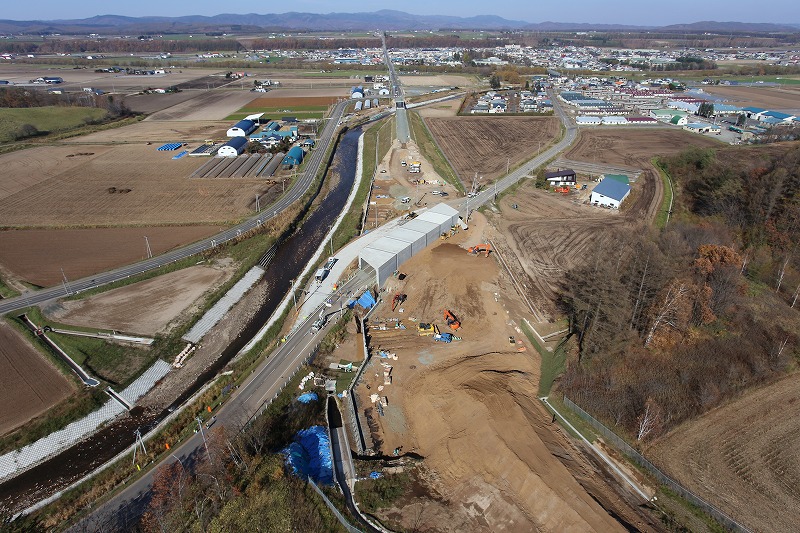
[467,243,491,257]
[444,309,461,330]
[391,293,407,311]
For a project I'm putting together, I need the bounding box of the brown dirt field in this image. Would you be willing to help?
[415,98,462,118]
[0,321,74,436]
[353,216,637,531]
[426,116,560,183]
[398,74,480,88]
[45,262,233,335]
[145,90,259,121]
[0,144,279,227]
[64,119,230,143]
[650,373,800,533]
[491,182,627,321]
[0,225,225,287]
[244,96,341,108]
[565,129,722,170]
[0,146,114,201]
[702,85,800,112]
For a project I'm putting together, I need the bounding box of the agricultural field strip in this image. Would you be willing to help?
[0,360,171,482]
[0,99,347,316]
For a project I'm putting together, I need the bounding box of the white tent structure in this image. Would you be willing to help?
[359,203,459,286]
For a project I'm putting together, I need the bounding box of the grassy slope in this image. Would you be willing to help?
[0,106,108,141]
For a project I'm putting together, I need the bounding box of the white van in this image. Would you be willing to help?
[400,196,411,203]
[314,268,327,284]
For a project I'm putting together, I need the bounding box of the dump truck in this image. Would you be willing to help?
[417,323,438,336]
[444,309,461,330]
[467,244,492,257]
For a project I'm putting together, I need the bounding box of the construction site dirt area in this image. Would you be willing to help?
[650,373,800,533]
[45,263,233,335]
[414,98,462,118]
[0,321,75,436]
[352,216,631,531]
[0,143,278,227]
[425,116,560,183]
[491,180,630,321]
[0,225,226,287]
[702,84,800,112]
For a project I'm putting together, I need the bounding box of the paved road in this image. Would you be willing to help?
[70,269,373,532]
[0,100,348,318]
[380,33,409,144]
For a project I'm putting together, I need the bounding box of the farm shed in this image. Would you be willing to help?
[227,119,257,137]
[281,146,304,168]
[576,116,601,125]
[590,178,630,209]
[217,136,248,157]
[545,169,577,187]
[351,86,365,99]
[601,116,628,125]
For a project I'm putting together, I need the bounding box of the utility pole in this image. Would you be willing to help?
[507,157,510,176]
[144,236,152,259]
[132,428,147,467]
[290,279,297,310]
[60,267,70,296]
[255,194,260,212]
[329,225,334,256]
[196,417,211,463]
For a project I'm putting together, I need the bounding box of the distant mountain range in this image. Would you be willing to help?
[0,10,798,35]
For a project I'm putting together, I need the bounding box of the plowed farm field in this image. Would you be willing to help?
[0,321,74,436]
[651,374,800,533]
[424,116,560,182]
[0,144,280,227]
[0,225,224,287]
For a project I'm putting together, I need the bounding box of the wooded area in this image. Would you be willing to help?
[560,143,800,443]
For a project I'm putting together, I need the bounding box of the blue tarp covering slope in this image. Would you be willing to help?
[297,392,318,403]
[357,290,376,309]
[282,426,333,485]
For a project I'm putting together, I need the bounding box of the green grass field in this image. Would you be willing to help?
[0,106,109,142]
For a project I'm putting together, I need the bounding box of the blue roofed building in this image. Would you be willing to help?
[282,146,305,169]
[590,178,631,209]
[759,110,796,123]
[227,119,257,137]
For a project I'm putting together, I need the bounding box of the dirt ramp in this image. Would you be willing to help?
[405,352,625,532]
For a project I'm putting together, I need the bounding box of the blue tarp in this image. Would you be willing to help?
[369,471,382,479]
[357,290,376,309]
[297,392,319,403]
[282,426,333,485]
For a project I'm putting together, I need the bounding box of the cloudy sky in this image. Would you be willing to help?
[3,0,797,25]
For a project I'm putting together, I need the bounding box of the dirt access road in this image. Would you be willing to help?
[0,321,74,436]
[353,214,654,531]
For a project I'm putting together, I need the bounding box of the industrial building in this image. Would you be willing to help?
[217,136,249,157]
[227,119,257,137]
[359,204,460,287]
[590,178,630,209]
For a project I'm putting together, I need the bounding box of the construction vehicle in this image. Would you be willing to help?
[467,243,492,257]
[391,293,406,311]
[417,323,438,336]
[433,332,453,343]
[444,309,461,330]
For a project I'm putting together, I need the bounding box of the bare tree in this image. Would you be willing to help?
[636,398,663,442]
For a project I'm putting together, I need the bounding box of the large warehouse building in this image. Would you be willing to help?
[359,203,460,287]
[217,136,248,157]
[227,119,257,137]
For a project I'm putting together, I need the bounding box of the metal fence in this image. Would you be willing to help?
[307,477,362,533]
[561,396,751,533]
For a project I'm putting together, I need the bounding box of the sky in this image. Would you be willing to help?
[2,0,798,26]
